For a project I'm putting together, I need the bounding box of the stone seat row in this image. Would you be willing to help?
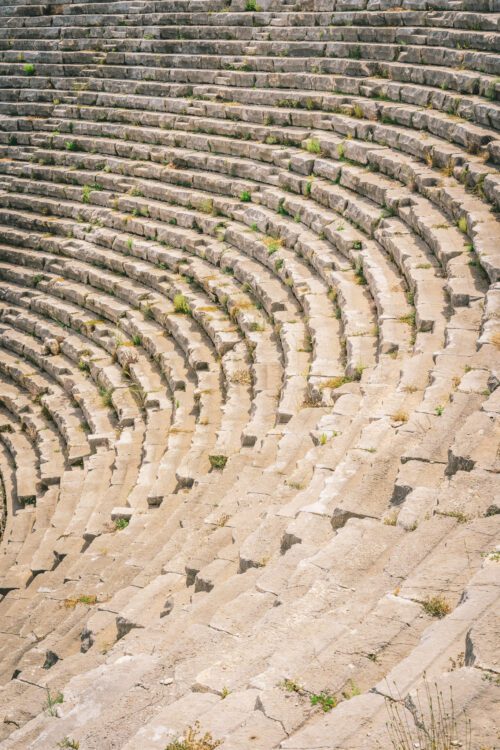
[0,171,352,388]
[0,131,470,390]
[9,92,495,222]
[1,1,498,25]
[0,206,340,468]
[0,341,94,464]
[0,272,229,491]
[0,373,66,488]
[0,332,169,573]
[0,117,492,426]
[0,227,286,438]
[1,52,499,112]
[0,408,39,506]
[2,327,141,552]
[1,24,499,55]
[0,365,116,589]
[6,118,486,309]
[0,200,306,421]
[2,67,498,164]
[0,171,380,411]
[1,38,500,77]
[0,268,220,497]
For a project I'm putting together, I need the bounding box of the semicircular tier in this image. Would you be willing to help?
[0,1,498,748]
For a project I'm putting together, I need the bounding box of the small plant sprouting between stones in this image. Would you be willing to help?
[81,184,93,203]
[23,63,35,75]
[57,738,80,749]
[99,386,114,408]
[165,722,222,750]
[266,238,281,255]
[342,680,361,700]
[64,594,97,609]
[280,678,305,694]
[482,549,500,562]
[304,138,321,154]
[383,678,472,750]
[384,512,398,527]
[115,517,129,531]
[209,455,227,470]
[22,495,37,507]
[173,294,191,315]
[231,369,251,385]
[439,510,468,525]
[78,359,90,372]
[310,691,337,712]
[391,410,409,424]
[239,190,252,202]
[354,263,367,285]
[320,375,350,390]
[44,689,64,717]
[422,596,451,619]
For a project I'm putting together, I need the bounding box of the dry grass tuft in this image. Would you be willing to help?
[391,410,409,423]
[422,596,451,619]
[383,679,471,750]
[64,594,97,609]
[165,722,222,750]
